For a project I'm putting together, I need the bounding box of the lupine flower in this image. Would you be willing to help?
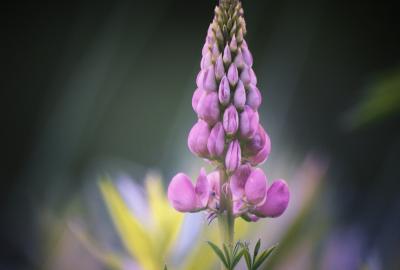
[169,0,290,230]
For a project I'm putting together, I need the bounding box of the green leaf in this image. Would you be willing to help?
[207,241,229,269]
[232,249,245,269]
[233,241,240,257]
[242,246,252,270]
[253,239,261,264]
[252,245,277,269]
[223,244,231,268]
[164,265,168,270]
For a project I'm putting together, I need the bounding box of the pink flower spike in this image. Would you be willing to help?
[254,179,290,218]
[201,51,213,69]
[168,173,198,212]
[245,168,267,205]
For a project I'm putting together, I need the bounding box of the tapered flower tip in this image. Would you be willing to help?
[234,80,246,110]
[248,129,271,165]
[230,35,238,52]
[188,120,210,157]
[218,76,231,106]
[225,139,241,173]
[240,66,253,86]
[168,173,197,212]
[246,84,262,110]
[215,55,225,81]
[227,63,239,86]
[223,44,232,65]
[202,42,210,57]
[201,51,213,69]
[241,44,253,67]
[202,65,217,92]
[245,168,267,205]
[255,179,289,218]
[192,88,204,112]
[207,122,225,158]
[239,105,259,139]
[223,104,239,135]
[195,168,210,207]
[230,163,252,200]
[197,91,220,125]
[234,49,245,70]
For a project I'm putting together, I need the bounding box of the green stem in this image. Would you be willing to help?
[218,168,235,269]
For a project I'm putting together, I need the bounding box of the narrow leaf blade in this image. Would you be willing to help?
[253,245,277,269]
[253,239,261,264]
[207,241,229,268]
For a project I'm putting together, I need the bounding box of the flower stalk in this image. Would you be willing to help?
[167,0,290,268]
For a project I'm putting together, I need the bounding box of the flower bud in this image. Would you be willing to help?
[230,164,252,200]
[226,139,241,173]
[227,63,239,87]
[202,42,210,57]
[239,106,259,138]
[215,55,225,81]
[202,66,217,92]
[218,76,231,106]
[201,51,213,69]
[234,49,245,70]
[255,179,289,217]
[196,69,205,89]
[207,122,225,158]
[245,125,271,165]
[240,66,252,86]
[197,91,220,125]
[230,35,238,52]
[245,168,267,205]
[236,28,244,43]
[246,84,262,110]
[234,80,246,110]
[246,124,267,154]
[188,120,210,157]
[211,42,220,59]
[241,213,260,222]
[168,173,198,212]
[223,44,232,65]
[241,45,253,67]
[223,104,239,135]
[250,68,257,85]
[248,140,271,166]
[192,88,204,112]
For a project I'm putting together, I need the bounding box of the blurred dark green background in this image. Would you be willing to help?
[1,0,400,269]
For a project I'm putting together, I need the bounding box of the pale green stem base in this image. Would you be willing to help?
[218,168,235,269]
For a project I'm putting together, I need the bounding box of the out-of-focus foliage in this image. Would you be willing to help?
[346,69,400,128]
[97,173,250,270]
